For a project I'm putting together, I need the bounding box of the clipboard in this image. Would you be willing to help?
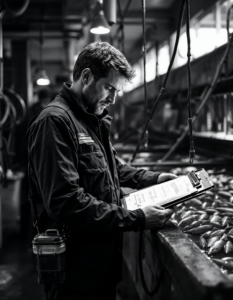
[122,168,214,210]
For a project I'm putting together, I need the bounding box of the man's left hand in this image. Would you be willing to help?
[157,173,178,184]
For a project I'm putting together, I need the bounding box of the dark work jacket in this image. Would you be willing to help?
[26,83,160,292]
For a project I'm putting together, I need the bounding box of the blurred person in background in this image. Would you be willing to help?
[28,88,51,122]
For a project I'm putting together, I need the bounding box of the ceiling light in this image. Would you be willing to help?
[36,14,50,86]
[36,70,50,86]
[90,0,110,35]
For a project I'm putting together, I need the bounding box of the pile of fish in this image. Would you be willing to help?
[170,168,233,276]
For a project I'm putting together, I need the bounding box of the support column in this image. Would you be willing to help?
[11,40,33,242]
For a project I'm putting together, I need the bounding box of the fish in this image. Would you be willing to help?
[186,198,202,206]
[195,210,206,215]
[185,225,213,235]
[184,220,209,231]
[171,219,178,226]
[218,191,232,200]
[176,206,187,215]
[210,229,226,237]
[221,212,233,217]
[212,258,233,270]
[222,257,233,261]
[213,199,223,205]
[228,228,233,235]
[202,230,213,238]
[178,215,199,227]
[181,210,196,219]
[203,196,214,202]
[221,233,228,241]
[219,202,233,208]
[222,216,231,227]
[228,234,233,242]
[199,236,207,248]
[206,208,218,214]
[225,225,233,231]
[207,236,222,248]
[213,211,221,216]
[210,215,223,228]
[171,213,176,219]
[217,207,233,213]
[212,202,221,208]
[205,191,214,197]
[199,213,209,221]
[187,206,197,211]
[202,202,209,210]
[208,239,226,255]
[224,241,233,254]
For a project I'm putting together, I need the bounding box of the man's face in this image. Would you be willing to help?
[82,69,124,115]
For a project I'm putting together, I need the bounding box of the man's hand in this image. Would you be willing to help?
[141,205,174,229]
[157,172,177,184]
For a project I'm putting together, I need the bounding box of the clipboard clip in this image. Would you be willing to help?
[188,171,202,188]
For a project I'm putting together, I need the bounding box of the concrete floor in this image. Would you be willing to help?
[0,176,140,300]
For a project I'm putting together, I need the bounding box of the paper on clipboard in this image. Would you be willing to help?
[122,175,198,210]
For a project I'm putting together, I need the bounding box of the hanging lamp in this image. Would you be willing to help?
[90,0,110,35]
[37,10,50,86]
[36,69,50,86]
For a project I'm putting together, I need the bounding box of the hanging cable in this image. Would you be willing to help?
[138,231,164,296]
[227,4,233,41]
[185,0,195,164]
[131,0,186,163]
[141,0,148,151]
[225,3,233,76]
[117,0,125,54]
[0,9,5,184]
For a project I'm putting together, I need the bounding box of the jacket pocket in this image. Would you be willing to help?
[79,152,107,173]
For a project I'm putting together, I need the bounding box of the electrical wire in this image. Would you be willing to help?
[185,0,195,164]
[227,4,233,41]
[117,0,125,54]
[225,4,233,76]
[131,0,186,163]
[141,0,148,151]
[138,230,165,296]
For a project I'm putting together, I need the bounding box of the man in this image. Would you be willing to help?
[27,41,176,300]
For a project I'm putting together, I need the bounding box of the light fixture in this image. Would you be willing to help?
[36,70,50,86]
[37,10,50,86]
[90,0,110,35]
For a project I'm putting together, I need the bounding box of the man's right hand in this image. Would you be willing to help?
[141,205,174,229]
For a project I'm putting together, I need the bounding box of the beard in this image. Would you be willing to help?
[82,80,102,115]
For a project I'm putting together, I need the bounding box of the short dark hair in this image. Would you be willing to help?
[73,41,135,83]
